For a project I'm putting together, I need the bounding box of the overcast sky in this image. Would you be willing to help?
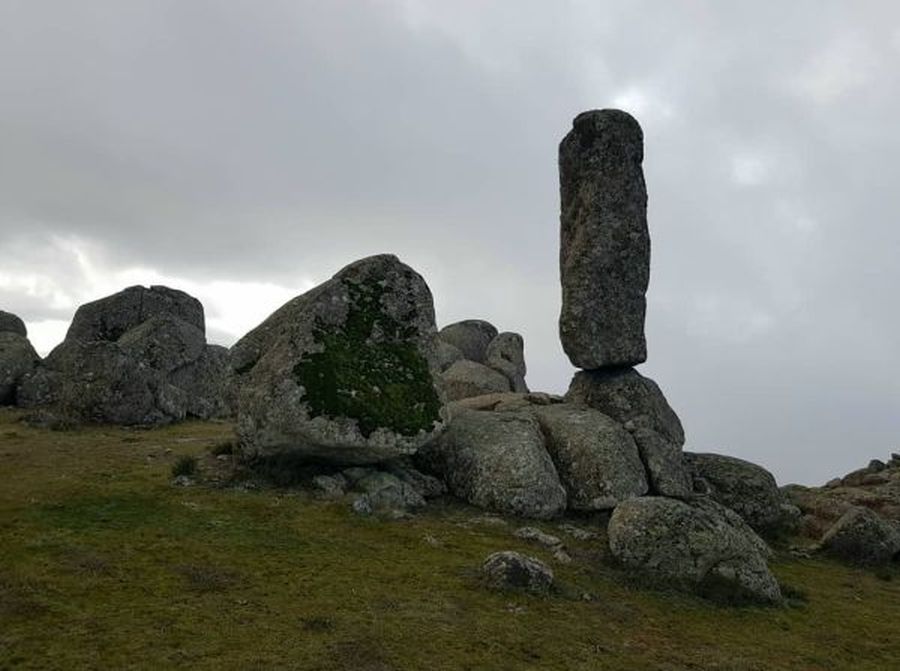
[2,1,899,485]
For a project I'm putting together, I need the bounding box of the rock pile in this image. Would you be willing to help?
[553,110,784,603]
[436,320,529,400]
[784,454,900,565]
[558,110,691,499]
[16,286,232,425]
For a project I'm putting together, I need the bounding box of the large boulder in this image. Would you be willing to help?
[416,407,566,519]
[168,344,235,419]
[820,507,900,566]
[435,339,465,372]
[17,286,231,424]
[485,331,528,393]
[685,452,792,536]
[65,285,204,343]
[531,404,648,510]
[630,428,692,498]
[566,367,690,496]
[437,320,498,364]
[566,368,683,443]
[558,109,649,369]
[608,497,782,605]
[440,359,511,401]
[116,315,205,374]
[31,340,186,425]
[0,332,40,405]
[0,310,27,337]
[236,254,444,465]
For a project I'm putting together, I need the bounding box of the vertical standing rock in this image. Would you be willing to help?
[558,109,649,369]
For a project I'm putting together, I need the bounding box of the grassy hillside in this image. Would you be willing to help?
[1,408,898,671]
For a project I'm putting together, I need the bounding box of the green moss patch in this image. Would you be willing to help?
[293,279,440,438]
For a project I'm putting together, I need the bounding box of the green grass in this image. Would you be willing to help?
[1,407,898,670]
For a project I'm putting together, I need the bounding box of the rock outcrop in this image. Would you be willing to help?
[559,109,649,369]
[22,340,187,425]
[784,454,900,539]
[17,286,231,425]
[235,254,444,465]
[608,497,782,605]
[416,406,566,519]
[435,324,530,399]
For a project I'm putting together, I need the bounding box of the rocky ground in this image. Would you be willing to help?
[2,409,899,671]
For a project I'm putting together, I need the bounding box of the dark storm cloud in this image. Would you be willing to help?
[2,1,899,483]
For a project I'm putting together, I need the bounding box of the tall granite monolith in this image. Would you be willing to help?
[558,109,649,369]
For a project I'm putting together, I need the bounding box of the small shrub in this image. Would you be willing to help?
[171,455,198,479]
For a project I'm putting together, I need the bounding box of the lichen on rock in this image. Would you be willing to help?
[293,278,441,439]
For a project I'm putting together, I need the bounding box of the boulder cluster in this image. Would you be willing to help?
[6,287,232,425]
[4,108,896,605]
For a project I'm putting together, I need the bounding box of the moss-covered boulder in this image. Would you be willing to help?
[235,254,444,465]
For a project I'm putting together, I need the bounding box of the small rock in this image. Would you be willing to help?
[481,551,554,594]
[468,514,508,528]
[342,466,376,485]
[384,459,447,498]
[351,496,373,516]
[353,471,426,513]
[312,473,348,498]
[552,547,573,564]
[172,475,194,487]
[514,526,563,548]
[557,523,598,541]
